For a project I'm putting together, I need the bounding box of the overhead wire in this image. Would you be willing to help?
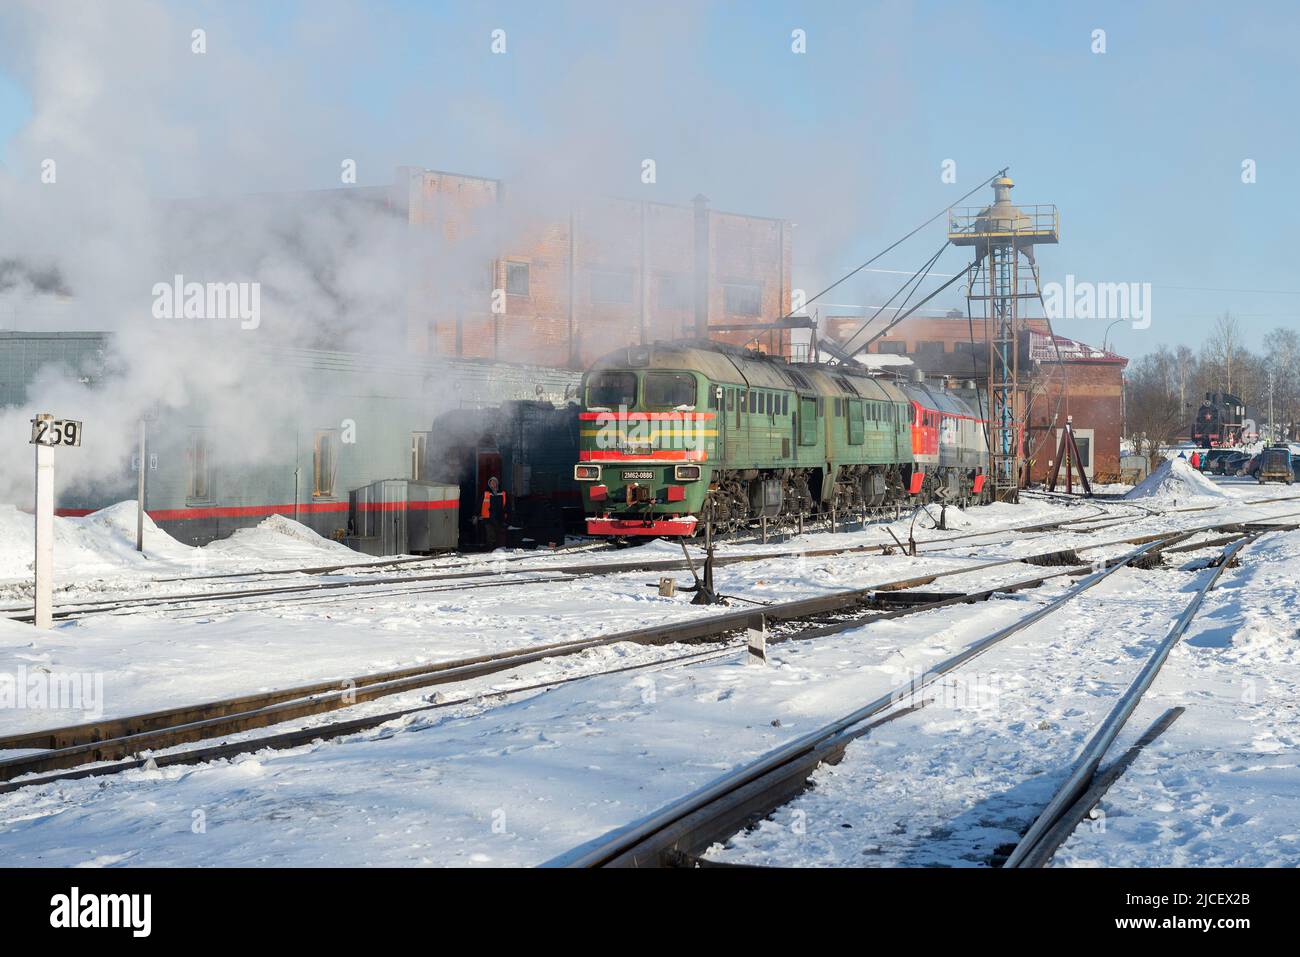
[777,166,1007,323]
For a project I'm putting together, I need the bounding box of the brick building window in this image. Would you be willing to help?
[506,261,530,297]
[723,281,762,316]
[877,340,906,354]
[590,269,634,304]
[1074,436,1092,468]
[914,341,945,356]
[656,273,692,309]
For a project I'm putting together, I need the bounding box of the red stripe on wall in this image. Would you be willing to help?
[55,499,456,522]
[356,500,457,512]
[146,502,349,522]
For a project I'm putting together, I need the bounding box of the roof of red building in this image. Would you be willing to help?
[1029,331,1127,365]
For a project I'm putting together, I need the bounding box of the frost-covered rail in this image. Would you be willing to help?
[0,504,1155,623]
[545,537,1180,868]
[0,644,739,796]
[0,530,1198,791]
[1002,533,1258,868]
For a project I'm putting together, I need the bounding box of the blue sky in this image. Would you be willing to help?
[1,0,1296,358]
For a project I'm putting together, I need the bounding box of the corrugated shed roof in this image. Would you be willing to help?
[1029,331,1127,364]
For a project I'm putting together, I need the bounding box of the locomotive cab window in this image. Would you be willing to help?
[798,397,818,446]
[644,372,696,408]
[848,400,865,445]
[587,371,637,408]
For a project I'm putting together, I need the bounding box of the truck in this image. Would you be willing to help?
[1257,445,1294,485]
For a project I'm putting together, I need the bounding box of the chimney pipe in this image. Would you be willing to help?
[693,194,710,340]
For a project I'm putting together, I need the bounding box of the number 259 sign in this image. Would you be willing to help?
[30,417,83,447]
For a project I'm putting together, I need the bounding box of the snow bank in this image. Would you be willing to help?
[0,504,359,585]
[1124,457,1228,502]
[0,502,193,581]
[201,513,355,559]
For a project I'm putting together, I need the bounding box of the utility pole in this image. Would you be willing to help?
[1268,368,1275,445]
[136,417,148,552]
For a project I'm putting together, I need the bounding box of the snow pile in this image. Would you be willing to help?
[0,501,193,581]
[1124,457,1228,502]
[202,513,355,559]
[0,504,358,586]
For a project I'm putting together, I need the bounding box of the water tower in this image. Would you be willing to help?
[948,175,1058,502]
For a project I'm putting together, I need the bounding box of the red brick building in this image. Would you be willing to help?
[829,315,1128,483]
[388,167,792,368]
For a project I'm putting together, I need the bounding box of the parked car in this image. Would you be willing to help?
[1221,451,1252,475]
[1201,449,1235,473]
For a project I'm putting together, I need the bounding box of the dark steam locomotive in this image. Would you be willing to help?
[1190,392,1246,448]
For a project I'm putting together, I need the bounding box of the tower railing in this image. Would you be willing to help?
[947,204,1059,244]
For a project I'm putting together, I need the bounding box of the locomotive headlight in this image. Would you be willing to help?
[674,465,702,481]
[574,464,601,481]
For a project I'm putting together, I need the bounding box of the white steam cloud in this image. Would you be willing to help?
[0,0,905,506]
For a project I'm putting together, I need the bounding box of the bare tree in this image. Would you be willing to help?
[1126,351,1187,466]
[1174,344,1196,416]
[1264,326,1300,440]
[1203,312,1242,395]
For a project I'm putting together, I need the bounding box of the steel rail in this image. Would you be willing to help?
[0,630,645,753]
[3,512,1290,774]
[544,536,1178,868]
[1,562,1082,793]
[149,539,612,584]
[0,644,741,796]
[0,528,1170,759]
[5,514,1289,791]
[1008,706,1185,869]
[0,552,1121,793]
[14,501,1297,625]
[0,502,1145,620]
[0,527,1198,788]
[1003,533,1257,868]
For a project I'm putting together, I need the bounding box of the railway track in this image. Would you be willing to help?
[7,498,1294,624]
[543,532,1259,868]
[0,526,1221,792]
[1001,532,1258,867]
[0,505,1121,623]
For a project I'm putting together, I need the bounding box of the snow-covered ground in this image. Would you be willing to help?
[1,474,1298,867]
[706,530,1300,868]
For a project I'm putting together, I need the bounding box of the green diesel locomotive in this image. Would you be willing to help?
[573,339,990,537]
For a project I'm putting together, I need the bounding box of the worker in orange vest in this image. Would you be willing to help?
[480,475,509,550]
